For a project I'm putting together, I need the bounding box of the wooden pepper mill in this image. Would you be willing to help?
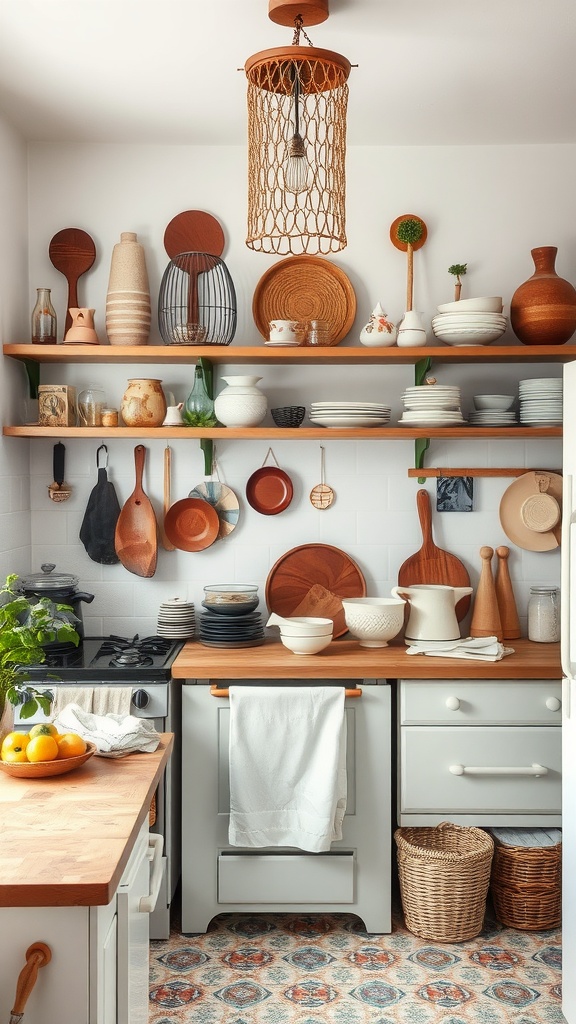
[494,545,521,640]
[470,545,503,640]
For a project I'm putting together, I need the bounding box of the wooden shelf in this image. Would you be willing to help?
[3,425,564,440]
[3,343,576,365]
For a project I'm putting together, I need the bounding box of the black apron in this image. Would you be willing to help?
[79,444,121,564]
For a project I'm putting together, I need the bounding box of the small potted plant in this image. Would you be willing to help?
[448,263,468,301]
[0,574,80,734]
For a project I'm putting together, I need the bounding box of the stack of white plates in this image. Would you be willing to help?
[309,401,391,428]
[399,385,466,426]
[519,377,563,426]
[431,311,507,346]
[469,409,518,426]
[157,598,196,639]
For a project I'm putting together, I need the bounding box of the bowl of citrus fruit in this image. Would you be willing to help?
[0,723,96,778]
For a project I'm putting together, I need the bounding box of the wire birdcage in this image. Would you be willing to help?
[158,252,237,346]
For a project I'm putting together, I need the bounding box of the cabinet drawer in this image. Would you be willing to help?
[400,726,561,814]
[218,851,354,904]
[399,679,562,726]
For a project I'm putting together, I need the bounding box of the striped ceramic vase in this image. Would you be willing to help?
[105,231,151,346]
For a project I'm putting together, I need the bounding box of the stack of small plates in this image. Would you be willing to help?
[431,311,507,346]
[309,401,391,428]
[198,610,265,648]
[399,385,466,427]
[519,377,563,426]
[157,598,196,639]
[469,408,518,426]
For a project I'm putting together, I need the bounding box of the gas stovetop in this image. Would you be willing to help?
[26,635,184,682]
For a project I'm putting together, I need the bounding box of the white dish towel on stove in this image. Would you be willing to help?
[228,686,347,853]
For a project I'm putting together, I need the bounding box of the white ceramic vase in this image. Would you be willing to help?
[396,310,427,347]
[105,232,151,346]
[359,303,397,347]
[214,375,267,427]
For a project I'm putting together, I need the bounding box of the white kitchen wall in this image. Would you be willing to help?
[2,135,572,636]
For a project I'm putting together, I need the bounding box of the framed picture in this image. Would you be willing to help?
[437,476,473,512]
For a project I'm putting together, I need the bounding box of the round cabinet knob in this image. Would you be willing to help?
[132,689,150,710]
[445,696,461,711]
[546,696,561,712]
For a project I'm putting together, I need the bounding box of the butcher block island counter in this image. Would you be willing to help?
[0,735,173,1024]
[171,636,561,679]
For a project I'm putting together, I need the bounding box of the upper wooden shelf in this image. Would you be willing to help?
[3,425,563,439]
[3,343,576,365]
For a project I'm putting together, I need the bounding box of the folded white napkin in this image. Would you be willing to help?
[405,636,515,661]
[53,702,160,757]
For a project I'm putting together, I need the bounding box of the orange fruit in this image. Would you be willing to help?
[1,731,30,762]
[56,733,87,759]
[29,722,59,739]
[26,734,59,762]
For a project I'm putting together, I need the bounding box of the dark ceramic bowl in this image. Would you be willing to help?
[271,406,306,428]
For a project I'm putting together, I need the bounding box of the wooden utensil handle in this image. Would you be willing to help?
[12,942,51,1015]
[416,488,433,547]
[134,443,146,489]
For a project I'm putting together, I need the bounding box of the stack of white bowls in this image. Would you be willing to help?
[469,394,517,426]
[432,296,506,346]
[267,615,333,655]
[157,598,196,639]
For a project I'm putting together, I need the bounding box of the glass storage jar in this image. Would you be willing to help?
[31,287,57,345]
[527,586,560,642]
[78,384,106,427]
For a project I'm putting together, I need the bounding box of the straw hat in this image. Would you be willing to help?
[499,471,562,551]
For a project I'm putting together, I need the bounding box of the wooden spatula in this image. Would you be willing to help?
[48,227,96,337]
[397,488,472,620]
[114,445,158,578]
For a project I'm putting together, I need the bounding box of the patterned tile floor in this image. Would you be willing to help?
[149,900,563,1023]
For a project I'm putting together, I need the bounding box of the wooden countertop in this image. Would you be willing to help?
[171,637,561,680]
[0,734,172,908]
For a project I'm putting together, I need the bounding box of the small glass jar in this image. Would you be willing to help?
[305,319,331,346]
[31,287,57,345]
[527,586,560,643]
[78,384,106,427]
[101,406,119,427]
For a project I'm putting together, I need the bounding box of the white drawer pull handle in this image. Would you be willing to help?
[139,833,164,913]
[449,763,548,777]
[445,696,460,711]
[546,696,561,712]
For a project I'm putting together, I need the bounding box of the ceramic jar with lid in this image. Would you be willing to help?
[214,375,267,427]
[527,586,560,642]
[120,378,167,427]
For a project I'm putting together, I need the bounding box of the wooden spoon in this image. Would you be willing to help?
[48,228,96,338]
[163,210,224,327]
[160,446,176,551]
[114,445,158,578]
[397,488,471,620]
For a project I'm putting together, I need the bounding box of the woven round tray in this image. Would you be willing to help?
[252,255,357,345]
[394,822,494,943]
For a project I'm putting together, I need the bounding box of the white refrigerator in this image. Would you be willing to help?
[561,359,576,1024]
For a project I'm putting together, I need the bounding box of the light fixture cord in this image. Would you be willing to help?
[292,14,313,46]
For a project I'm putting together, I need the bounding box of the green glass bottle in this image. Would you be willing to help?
[182,364,217,426]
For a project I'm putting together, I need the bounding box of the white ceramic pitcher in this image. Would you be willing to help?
[390,583,473,642]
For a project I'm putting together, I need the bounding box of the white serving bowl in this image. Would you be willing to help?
[279,632,333,655]
[342,597,405,648]
[473,394,515,411]
[437,296,504,314]
[432,326,506,346]
[266,614,333,636]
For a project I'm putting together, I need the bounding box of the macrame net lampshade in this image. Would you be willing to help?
[245,44,351,255]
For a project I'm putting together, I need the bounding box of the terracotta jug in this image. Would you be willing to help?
[510,245,576,345]
[64,308,99,345]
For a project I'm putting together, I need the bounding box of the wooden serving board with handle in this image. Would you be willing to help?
[114,445,158,577]
[397,488,471,621]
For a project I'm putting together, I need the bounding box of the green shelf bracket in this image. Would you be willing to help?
[414,355,433,482]
[23,359,40,399]
[198,356,214,476]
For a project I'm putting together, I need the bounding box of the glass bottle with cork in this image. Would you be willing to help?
[31,287,57,344]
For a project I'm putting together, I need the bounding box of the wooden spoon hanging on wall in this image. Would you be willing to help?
[163,210,225,326]
[48,228,96,337]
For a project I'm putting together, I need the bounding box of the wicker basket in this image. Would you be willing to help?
[394,821,494,942]
[490,833,561,930]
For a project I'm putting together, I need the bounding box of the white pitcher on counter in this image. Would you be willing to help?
[391,583,473,642]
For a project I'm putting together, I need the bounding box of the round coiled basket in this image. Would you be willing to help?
[158,252,237,346]
[394,821,494,942]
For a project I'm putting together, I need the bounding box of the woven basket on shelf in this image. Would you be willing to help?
[490,835,561,930]
[394,821,494,942]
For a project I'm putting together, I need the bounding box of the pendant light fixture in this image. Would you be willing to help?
[245,0,351,255]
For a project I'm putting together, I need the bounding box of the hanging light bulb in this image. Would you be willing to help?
[284,65,311,193]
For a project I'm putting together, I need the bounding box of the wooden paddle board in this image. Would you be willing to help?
[115,445,158,577]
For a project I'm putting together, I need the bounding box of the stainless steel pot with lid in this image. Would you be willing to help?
[19,563,95,642]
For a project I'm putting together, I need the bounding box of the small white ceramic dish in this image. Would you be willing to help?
[342,597,405,648]
[279,633,333,655]
[267,613,333,636]
[473,394,515,411]
[437,297,503,313]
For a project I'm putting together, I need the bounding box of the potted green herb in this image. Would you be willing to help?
[0,574,80,732]
[448,263,467,301]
